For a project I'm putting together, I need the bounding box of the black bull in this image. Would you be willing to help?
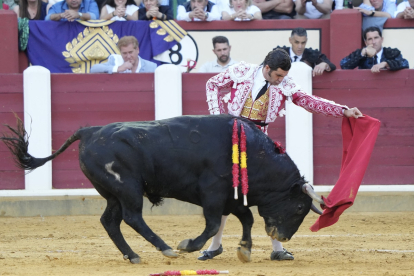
[1,114,322,263]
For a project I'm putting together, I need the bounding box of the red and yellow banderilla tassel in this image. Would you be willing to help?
[240,124,249,206]
[150,269,229,275]
[232,119,239,200]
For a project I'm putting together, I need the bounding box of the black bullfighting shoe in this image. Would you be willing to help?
[270,248,294,261]
[197,244,223,261]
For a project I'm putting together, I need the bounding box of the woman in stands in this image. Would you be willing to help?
[100,0,139,21]
[221,0,262,20]
[138,0,173,21]
[13,0,48,20]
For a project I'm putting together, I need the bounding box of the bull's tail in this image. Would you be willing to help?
[1,116,81,172]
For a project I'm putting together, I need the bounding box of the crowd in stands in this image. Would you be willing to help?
[3,0,411,72]
[5,0,414,20]
[199,27,409,74]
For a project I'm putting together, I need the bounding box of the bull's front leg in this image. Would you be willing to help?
[177,203,224,253]
[232,206,254,263]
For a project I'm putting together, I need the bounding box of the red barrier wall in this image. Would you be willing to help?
[312,70,414,185]
[0,74,24,189]
[0,10,19,74]
[330,9,362,68]
[0,70,413,189]
[50,73,155,188]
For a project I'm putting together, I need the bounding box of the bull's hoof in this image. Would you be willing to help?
[237,246,251,263]
[130,257,141,264]
[177,239,192,253]
[124,254,141,264]
[162,249,179,258]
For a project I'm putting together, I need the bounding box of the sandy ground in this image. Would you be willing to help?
[0,212,413,276]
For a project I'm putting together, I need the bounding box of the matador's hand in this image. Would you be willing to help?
[344,107,364,118]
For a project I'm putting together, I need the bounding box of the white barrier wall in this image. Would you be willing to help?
[286,62,313,185]
[23,66,53,191]
[154,64,182,120]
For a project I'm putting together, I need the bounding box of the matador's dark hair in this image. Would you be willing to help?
[263,48,291,72]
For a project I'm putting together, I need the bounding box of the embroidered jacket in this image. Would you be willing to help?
[206,62,348,132]
[340,47,409,71]
[275,46,336,71]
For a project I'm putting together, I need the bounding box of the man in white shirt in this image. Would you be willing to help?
[395,0,414,19]
[176,0,221,21]
[198,36,238,73]
[91,36,157,74]
[294,0,333,19]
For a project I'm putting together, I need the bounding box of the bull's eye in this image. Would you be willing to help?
[297,204,304,215]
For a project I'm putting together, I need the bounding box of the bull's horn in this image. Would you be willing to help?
[311,204,323,215]
[302,184,325,205]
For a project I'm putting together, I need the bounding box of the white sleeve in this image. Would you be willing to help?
[248,5,261,15]
[176,5,192,21]
[198,63,208,73]
[395,2,407,17]
[126,4,139,15]
[207,5,221,21]
[90,55,118,74]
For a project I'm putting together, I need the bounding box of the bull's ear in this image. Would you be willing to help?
[289,183,302,195]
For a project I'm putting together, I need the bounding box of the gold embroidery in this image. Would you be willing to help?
[164,35,174,42]
[62,26,120,73]
[156,20,187,42]
[77,19,115,27]
[157,29,167,36]
[150,21,159,28]
[240,90,269,121]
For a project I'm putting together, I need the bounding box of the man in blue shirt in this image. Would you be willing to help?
[354,0,396,18]
[46,0,100,21]
[90,36,157,74]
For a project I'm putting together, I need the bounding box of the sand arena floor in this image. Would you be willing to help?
[0,212,413,276]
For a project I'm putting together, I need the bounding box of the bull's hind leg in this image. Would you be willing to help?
[232,206,254,263]
[100,196,141,264]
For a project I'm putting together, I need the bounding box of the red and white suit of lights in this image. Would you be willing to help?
[206,62,348,134]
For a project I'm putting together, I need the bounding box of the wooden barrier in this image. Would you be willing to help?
[0,69,413,190]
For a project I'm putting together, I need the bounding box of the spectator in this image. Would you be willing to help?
[176,0,221,21]
[13,0,48,20]
[138,0,173,20]
[198,36,237,72]
[252,0,295,19]
[352,0,375,17]
[100,0,138,21]
[221,0,262,20]
[91,36,157,73]
[340,26,409,73]
[4,0,17,10]
[354,0,396,18]
[395,0,414,18]
[275,27,335,76]
[46,0,100,21]
[295,0,333,19]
